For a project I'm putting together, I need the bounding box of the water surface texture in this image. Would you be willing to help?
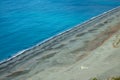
[0,0,120,61]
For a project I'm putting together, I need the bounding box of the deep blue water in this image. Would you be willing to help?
[0,0,120,61]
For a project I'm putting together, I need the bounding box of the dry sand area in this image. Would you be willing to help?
[0,7,120,80]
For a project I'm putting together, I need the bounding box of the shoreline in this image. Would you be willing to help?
[0,6,120,80]
[0,6,120,65]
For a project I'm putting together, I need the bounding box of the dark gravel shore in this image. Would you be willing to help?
[0,6,120,80]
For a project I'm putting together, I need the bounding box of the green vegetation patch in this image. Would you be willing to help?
[91,76,120,80]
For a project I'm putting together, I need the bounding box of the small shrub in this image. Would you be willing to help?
[92,77,98,80]
[110,76,120,80]
[91,76,120,80]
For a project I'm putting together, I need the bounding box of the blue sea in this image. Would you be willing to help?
[0,0,120,61]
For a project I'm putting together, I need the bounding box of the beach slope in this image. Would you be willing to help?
[0,7,120,80]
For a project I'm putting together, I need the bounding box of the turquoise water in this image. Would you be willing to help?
[0,0,120,61]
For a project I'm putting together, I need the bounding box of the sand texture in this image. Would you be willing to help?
[0,7,120,80]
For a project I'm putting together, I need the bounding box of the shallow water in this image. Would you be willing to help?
[0,0,120,61]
